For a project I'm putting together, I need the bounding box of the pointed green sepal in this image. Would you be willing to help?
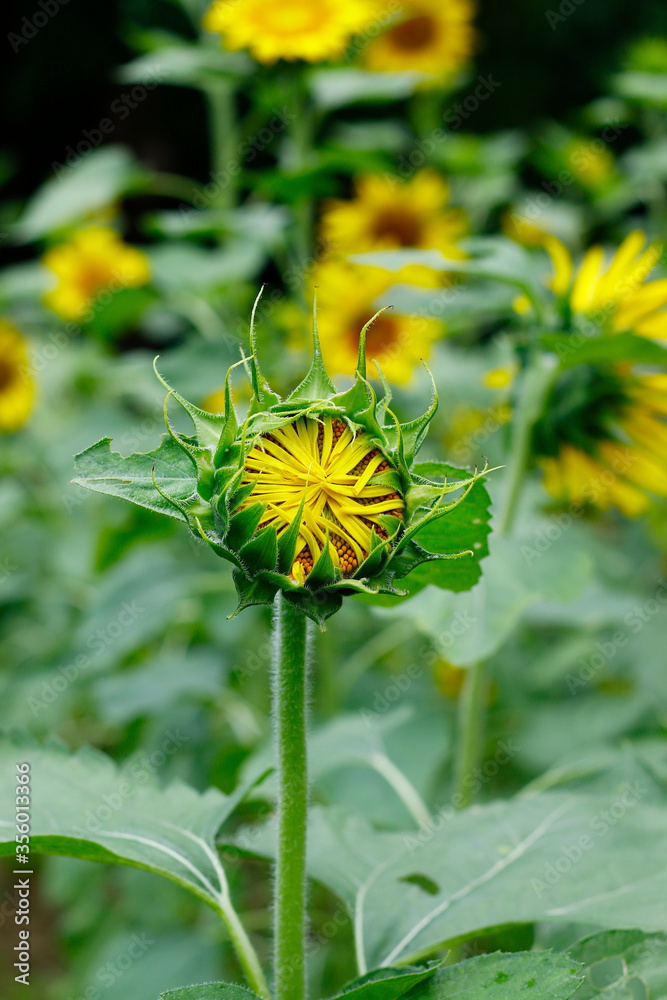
[306,535,338,590]
[239,524,279,576]
[153,358,225,452]
[277,491,308,575]
[287,296,337,402]
[227,501,266,551]
[247,290,281,415]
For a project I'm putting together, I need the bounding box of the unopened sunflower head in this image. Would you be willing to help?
[74,294,489,626]
[533,363,667,518]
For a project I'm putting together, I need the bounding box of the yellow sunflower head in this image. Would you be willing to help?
[43,227,150,322]
[75,293,490,627]
[320,169,467,257]
[0,321,34,433]
[202,0,379,63]
[311,259,442,385]
[546,230,667,338]
[361,0,475,81]
[535,365,667,518]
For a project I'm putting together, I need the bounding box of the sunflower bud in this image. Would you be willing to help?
[74,295,490,626]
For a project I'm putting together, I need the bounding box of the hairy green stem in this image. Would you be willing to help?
[272,593,311,1000]
[452,659,487,810]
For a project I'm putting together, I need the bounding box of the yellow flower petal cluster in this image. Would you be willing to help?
[547,230,667,336]
[540,373,667,518]
[362,0,475,80]
[43,227,150,322]
[0,321,34,433]
[321,169,467,257]
[311,260,441,385]
[203,0,378,63]
[240,415,404,583]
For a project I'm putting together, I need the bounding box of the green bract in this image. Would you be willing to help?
[74,297,491,627]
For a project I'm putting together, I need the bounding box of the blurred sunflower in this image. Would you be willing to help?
[536,366,667,518]
[202,0,378,63]
[311,260,441,384]
[362,0,475,80]
[566,139,615,191]
[43,227,150,322]
[547,230,666,337]
[320,169,466,256]
[0,321,34,433]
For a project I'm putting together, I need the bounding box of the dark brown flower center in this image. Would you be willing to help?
[388,14,436,50]
[371,208,422,246]
[0,359,15,391]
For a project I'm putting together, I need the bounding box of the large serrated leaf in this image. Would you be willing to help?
[72,436,197,521]
[405,952,582,1000]
[0,733,257,915]
[231,788,667,970]
[159,985,261,1000]
[568,929,667,998]
[334,963,441,1000]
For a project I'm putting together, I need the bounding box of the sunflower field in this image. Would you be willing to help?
[3,1,667,998]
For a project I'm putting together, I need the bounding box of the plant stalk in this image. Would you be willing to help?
[272,593,311,1000]
[217,899,271,999]
[206,80,240,211]
[452,659,487,810]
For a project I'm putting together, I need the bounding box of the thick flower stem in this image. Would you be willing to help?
[452,659,487,810]
[272,593,311,1000]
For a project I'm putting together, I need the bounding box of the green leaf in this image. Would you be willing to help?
[117,43,252,88]
[309,69,429,110]
[386,515,593,664]
[612,71,667,107]
[72,436,198,522]
[568,929,667,998]
[401,466,492,594]
[0,733,260,915]
[334,964,441,1000]
[352,237,546,297]
[15,146,143,242]
[159,984,261,1000]
[405,952,582,1000]
[542,331,667,368]
[233,788,667,970]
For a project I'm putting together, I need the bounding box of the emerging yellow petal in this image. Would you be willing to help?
[240,416,404,580]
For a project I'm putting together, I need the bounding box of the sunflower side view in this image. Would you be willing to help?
[73,294,491,627]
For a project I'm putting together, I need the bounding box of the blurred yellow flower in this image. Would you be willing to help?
[202,0,378,63]
[566,139,615,190]
[311,260,441,384]
[501,208,551,249]
[362,0,475,80]
[0,321,34,433]
[482,365,517,390]
[320,169,467,257]
[546,231,667,336]
[43,227,150,322]
[539,372,667,518]
[433,659,466,699]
